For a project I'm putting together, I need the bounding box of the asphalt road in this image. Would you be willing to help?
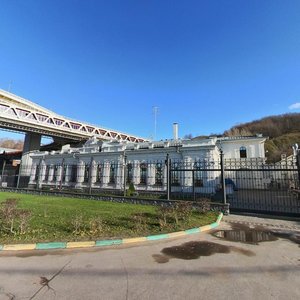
[0,217,299,300]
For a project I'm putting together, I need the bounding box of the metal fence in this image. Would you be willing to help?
[1,154,300,216]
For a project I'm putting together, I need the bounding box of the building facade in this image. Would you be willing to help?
[27,135,266,194]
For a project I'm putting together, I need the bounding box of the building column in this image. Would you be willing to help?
[116,157,123,189]
[76,160,84,186]
[56,165,62,185]
[29,164,37,184]
[90,160,97,185]
[147,163,155,186]
[102,161,110,185]
[183,157,193,187]
[64,164,71,183]
[38,160,46,187]
[48,164,54,183]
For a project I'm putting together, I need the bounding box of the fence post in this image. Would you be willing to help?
[59,158,65,191]
[220,150,227,204]
[123,155,127,197]
[1,159,6,186]
[296,151,300,199]
[165,154,171,200]
[88,157,94,195]
[36,159,42,190]
[16,160,22,189]
[192,170,195,201]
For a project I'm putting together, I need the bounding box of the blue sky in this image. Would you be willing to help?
[1,0,300,141]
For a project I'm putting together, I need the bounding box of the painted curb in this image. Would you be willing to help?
[0,213,223,251]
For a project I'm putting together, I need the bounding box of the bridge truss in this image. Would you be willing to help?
[0,89,147,143]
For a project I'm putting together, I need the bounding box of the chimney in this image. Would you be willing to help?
[173,123,178,140]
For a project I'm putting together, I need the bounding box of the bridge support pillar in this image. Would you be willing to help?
[21,133,42,176]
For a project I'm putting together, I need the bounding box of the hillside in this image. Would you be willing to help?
[0,138,23,150]
[224,113,300,162]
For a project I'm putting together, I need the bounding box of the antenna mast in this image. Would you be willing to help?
[152,106,159,141]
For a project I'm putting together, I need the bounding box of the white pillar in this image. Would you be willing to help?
[102,161,110,185]
[48,164,54,183]
[29,164,37,183]
[64,164,71,183]
[183,158,193,187]
[147,163,155,186]
[90,160,97,184]
[56,165,62,184]
[116,158,123,188]
[77,160,84,184]
[38,160,46,185]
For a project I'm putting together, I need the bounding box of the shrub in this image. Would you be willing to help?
[195,198,211,213]
[0,198,32,235]
[126,183,136,197]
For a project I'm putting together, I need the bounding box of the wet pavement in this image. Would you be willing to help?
[0,215,299,299]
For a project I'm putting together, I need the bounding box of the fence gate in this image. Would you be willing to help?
[225,158,300,216]
[169,156,300,217]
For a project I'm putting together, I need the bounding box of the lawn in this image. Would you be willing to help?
[0,192,219,244]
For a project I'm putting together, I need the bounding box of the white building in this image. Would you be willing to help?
[28,135,267,194]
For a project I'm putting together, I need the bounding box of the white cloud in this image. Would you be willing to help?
[288,103,300,110]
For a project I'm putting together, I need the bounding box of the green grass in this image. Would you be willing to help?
[0,192,219,244]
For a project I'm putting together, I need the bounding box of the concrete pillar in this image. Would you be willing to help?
[21,133,42,176]
[23,133,42,154]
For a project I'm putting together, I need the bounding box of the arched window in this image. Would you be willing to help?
[84,164,90,183]
[240,146,247,158]
[126,163,133,184]
[171,162,180,186]
[109,163,115,184]
[96,164,103,183]
[155,162,163,185]
[194,161,204,187]
[140,163,147,185]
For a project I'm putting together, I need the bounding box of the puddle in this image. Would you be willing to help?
[212,230,278,244]
[212,223,300,246]
[153,241,255,263]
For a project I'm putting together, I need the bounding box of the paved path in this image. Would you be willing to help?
[0,216,299,300]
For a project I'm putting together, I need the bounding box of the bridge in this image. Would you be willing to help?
[0,89,147,151]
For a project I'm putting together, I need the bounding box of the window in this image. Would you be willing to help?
[171,162,180,186]
[126,163,133,184]
[70,165,77,183]
[62,165,67,182]
[140,163,147,185]
[240,146,247,158]
[34,165,40,181]
[155,162,163,185]
[84,164,90,183]
[194,161,204,187]
[96,164,103,183]
[109,164,115,184]
[44,165,50,182]
[52,165,58,182]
